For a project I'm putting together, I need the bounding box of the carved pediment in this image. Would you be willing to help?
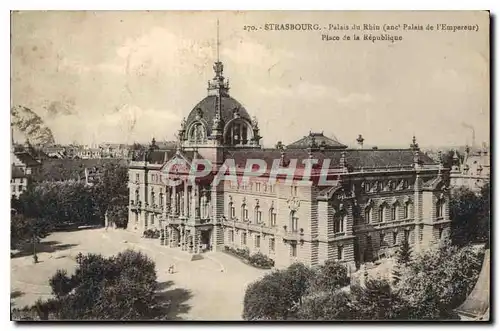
[396,179,405,190]
[287,197,300,211]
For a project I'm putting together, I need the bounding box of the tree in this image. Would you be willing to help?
[13,250,169,320]
[106,204,129,229]
[477,182,490,243]
[11,214,52,261]
[298,290,355,320]
[92,162,129,227]
[299,277,410,321]
[397,235,412,266]
[243,262,314,320]
[449,186,487,246]
[350,278,410,320]
[307,260,350,294]
[396,241,484,319]
[393,234,412,285]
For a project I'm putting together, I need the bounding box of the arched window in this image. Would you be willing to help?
[255,206,262,224]
[242,203,248,221]
[229,202,235,219]
[379,204,387,223]
[391,202,399,221]
[404,200,413,219]
[269,208,277,227]
[224,120,252,146]
[189,123,206,143]
[365,206,372,224]
[159,193,164,208]
[290,211,299,232]
[334,214,344,233]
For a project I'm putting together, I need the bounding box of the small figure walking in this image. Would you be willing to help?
[168,264,175,274]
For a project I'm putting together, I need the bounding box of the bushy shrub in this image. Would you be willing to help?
[12,250,169,321]
[248,252,275,269]
[143,229,160,239]
[223,246,274,269]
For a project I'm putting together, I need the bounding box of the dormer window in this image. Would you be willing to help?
[224,119,253,146]
[189,123,206,143]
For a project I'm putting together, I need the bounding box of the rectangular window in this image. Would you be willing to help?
[391,206,397,220]
[270,211,277,227]
[255,235,261,248]
[291,214,299,232]
[380,233,385,246]
[229,230,234,243]
[136,174,139,182]
[393,232,398,245]
[365,209,372,223]
[379,208,385,223]
[404,229,410,241]
[270,238,275,252]
[242,233,247,246]
[151,214,154,225]
[291,243,297,257]
[18,185,23,192]
[438,228,444,240]
[256,183,261,192]
[231,206,235,218]
[269,185,274,193]
[337,246,343,260]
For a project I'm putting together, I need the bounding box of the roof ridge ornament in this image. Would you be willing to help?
[207,19,230,97]
[410,135,419,151]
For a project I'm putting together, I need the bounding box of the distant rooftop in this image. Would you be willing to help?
[287,132,347,150]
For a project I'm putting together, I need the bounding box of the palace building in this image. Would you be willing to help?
[127,57,451,270]
[450,143,490,193]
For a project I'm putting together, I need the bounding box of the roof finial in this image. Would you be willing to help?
[217,19,220,63]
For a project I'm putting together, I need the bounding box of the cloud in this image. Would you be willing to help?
[256,81,373,106]
[222,41,294,68]
[110,27,215,77]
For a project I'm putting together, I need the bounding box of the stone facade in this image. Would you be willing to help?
[450,145,490,193]
[127,59,451,271]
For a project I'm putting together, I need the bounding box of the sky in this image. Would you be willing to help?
[11,11,489,148]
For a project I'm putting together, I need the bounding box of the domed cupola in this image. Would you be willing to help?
[180,46,261,149]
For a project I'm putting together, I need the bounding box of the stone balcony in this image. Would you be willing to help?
[282,226,304,242]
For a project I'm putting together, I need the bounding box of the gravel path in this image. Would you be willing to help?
[11,228,268,320]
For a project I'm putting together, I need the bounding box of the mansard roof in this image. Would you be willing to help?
[225,148,436,171]
[11,166,27,178]
[14,152,40,167]
[287,132,347,150]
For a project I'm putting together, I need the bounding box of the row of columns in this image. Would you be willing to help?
[161,224,203,254]
[166,180,212,221]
